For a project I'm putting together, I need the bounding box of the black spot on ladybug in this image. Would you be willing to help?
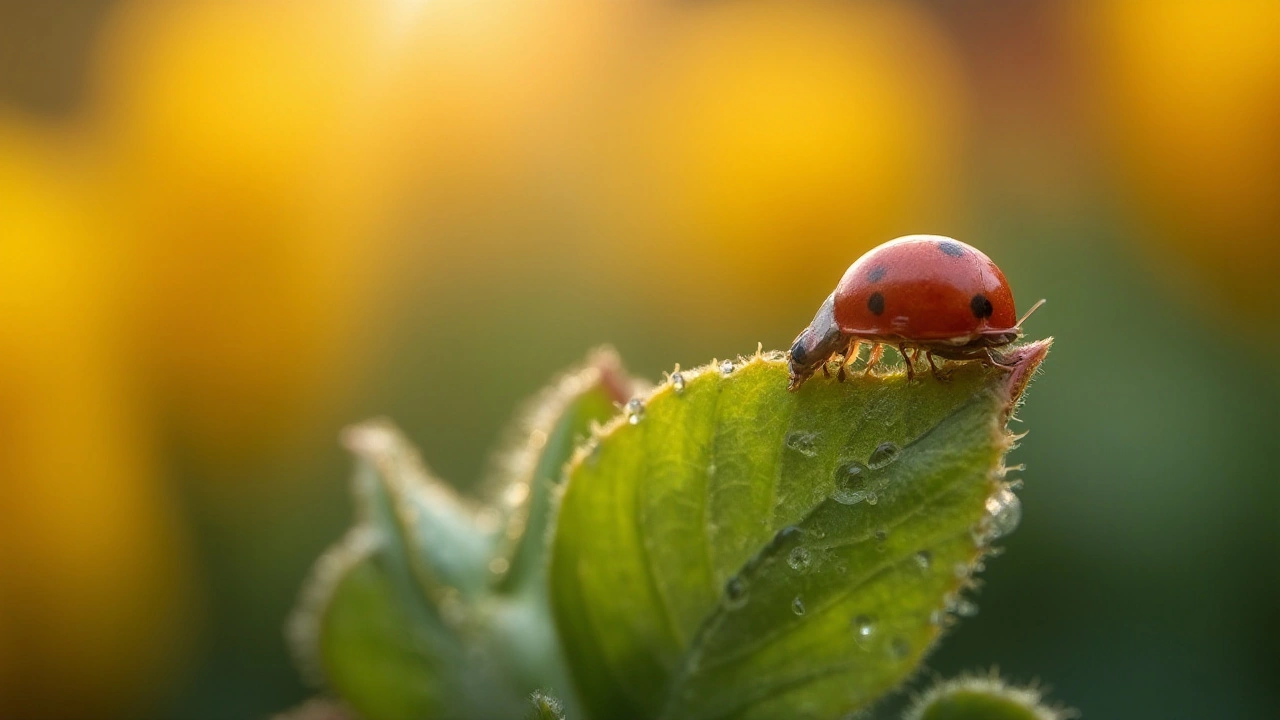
[867,265,887,282]
[970,293,994,319]
[938,241,966,258]
[868,292,886,316]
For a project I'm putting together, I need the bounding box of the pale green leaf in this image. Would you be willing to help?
[905,672,1076,720]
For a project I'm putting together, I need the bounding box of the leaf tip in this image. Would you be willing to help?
[999,339,1052,413]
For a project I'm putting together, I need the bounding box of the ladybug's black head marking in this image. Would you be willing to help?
[867,265,887,282]
[970,293,994,319]
[938,241,966,258]
[867,291,885,316]
[788,338,809,365]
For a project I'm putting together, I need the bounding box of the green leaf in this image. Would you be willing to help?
[289,351,634,720]
[549,341,1051,720]
[905,673,1075,720]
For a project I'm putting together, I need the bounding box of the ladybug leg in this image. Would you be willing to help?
[926,351,951,381]
[836,340,861,382]
[984,348,1017,369]
[863,343,884,375]
[898,343,916,381]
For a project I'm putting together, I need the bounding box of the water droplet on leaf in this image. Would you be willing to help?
[914,550,932,569]
[890,637,911,660]
[982,487,1022,540]
[625,398,645,425]
[724,576,748,610]
[832,461,869,505]
[720,360,735,376]
[671,372,686,393]
[787,546,812,572]
[867,441,900,469]
[785,431,819,457]
[791,596,806,616]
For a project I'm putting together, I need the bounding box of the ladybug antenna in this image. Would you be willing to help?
[1015,298,1046,329]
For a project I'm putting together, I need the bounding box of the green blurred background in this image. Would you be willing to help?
[0,0,1276,718]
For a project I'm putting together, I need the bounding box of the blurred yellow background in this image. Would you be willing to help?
[0,1,1276,718]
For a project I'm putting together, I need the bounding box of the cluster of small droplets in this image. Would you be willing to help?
[624,398,645,425]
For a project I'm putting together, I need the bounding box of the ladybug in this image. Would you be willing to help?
[787,235,1043,390]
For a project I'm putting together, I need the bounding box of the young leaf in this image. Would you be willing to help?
[528,691,569,720]
[288,351,633,720]
[549,342,1050,720]
[905,672,1076,720]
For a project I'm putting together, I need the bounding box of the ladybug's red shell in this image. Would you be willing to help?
[832,235,1017,343]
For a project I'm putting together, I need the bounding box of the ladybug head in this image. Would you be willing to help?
[788,293,845,391]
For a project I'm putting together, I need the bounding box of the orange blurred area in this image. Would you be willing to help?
[0,0,1276,718]
[1073,0,1280,328]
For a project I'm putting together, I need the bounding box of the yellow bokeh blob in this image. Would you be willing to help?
[89,0,397,456]
[0,119,196,719]
[1077,0,1280,329]
[576,0,969,326]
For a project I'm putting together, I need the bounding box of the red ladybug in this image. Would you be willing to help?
[787,235,1042,390]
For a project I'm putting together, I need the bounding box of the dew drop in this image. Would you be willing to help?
[671,372,686,393]
[867,441,900,469]
[890,637,911,660]
[866,492,879,506]
[914,550,932,570]
[720,360,735,376]
[853,614,876,640]
[832,461,869,505]
[724,577,748,610]
[954,598,979,617]
[787,546,812,572]
[784,431,820,457]
[791,596,806,616]
[982,487,1022,540]
[953,563,971,579]
[625,398,645,425]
